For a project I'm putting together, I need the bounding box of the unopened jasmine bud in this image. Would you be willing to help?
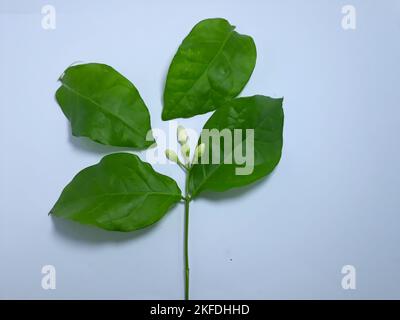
[177,125,188,145]
[194,143,205,161]
[165,149,179,163]
[181,143,190,162]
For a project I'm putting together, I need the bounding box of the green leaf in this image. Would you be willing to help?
[162,18,257,120]
[50,153,182,232]
[56,63,155,148]
[189,95,284,197]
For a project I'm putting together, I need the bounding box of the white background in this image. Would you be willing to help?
[1,0,400,299]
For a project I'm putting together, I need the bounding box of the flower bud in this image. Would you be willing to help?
[193,143,205,162]
[165,149,179,163]
[181,143,190,162]
[177,125,188,145]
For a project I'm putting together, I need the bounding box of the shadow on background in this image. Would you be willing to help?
[51,215,162,245]
[198,170,276,202]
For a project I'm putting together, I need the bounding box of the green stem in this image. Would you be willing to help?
[184,168,190,300]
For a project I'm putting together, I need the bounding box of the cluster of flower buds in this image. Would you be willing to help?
[165,125,205,169]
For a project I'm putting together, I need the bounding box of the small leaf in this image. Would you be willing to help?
[189,95,284,197]
[162,18,257,120]
[56,63,155,148]
[50,153,182,232]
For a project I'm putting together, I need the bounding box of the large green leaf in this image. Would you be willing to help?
[56,63,155,148]
[50,153,182,232]
[189,95,284,197]
[162,18,257,120]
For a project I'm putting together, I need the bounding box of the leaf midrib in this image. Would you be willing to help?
[171,27,235,109]
[190,106,282,196]
[60,190,181,205]
[61,81,144,138]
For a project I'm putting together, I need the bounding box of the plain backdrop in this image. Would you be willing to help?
[1,0,400,299]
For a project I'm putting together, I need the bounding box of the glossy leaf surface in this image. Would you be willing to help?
[56,63,154,148]
[51,153,182,232]
[162,18,257,120]
[189,95,284,197]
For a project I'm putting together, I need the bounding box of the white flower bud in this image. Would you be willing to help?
[177,125,188,145]
[181,143,190,162]
[193,143,205,162]
[165,149,179,163]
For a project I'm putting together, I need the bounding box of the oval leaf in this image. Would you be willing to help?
[162,18,257,120]
[56,63,155,148]
[50,153,182,232]
[189,95,284,197]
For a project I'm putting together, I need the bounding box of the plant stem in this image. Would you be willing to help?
[184,168,190,300]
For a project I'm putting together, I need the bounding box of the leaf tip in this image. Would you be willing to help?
[57,72,64,82]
